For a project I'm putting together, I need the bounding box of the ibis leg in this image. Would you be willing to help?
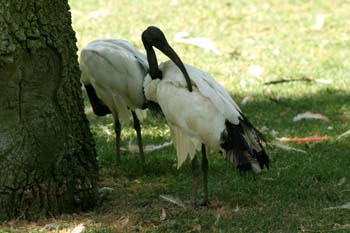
[131,111,145,162]
[201,144,209,206]
[114,119,121,163]
[191,155,199,207]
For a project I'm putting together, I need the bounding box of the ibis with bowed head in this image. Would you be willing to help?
[142,26,270,206]
[80,39,149,162]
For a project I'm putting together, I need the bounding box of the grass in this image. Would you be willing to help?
[2,0,350,232]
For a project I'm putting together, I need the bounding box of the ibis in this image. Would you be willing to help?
[80,39,149,162]
[142,26,269,206]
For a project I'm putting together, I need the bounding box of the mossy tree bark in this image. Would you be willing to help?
[0,0,98,220]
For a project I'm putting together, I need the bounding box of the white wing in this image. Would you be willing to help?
[144,72,226,168]
[160,61,242,125]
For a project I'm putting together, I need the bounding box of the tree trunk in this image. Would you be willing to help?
[0,0,98,220]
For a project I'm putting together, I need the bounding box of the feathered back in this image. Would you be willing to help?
[80,39,149,124]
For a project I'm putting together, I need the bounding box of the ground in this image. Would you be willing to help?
[1,0,350,232]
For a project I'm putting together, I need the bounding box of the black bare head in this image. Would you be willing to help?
[141,26,192,92]
[141,26,168,49]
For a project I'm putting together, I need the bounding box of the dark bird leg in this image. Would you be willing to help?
[131,111,145,162]
[191,155,199,207]
[201,144,209,206]
[114,119,121,163]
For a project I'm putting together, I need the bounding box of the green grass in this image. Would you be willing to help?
[2,0,350,232]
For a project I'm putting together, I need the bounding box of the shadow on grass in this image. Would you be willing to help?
[81,87,350,232]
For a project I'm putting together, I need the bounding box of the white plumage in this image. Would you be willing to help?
[80,39,149,162]
[144,61,263,171]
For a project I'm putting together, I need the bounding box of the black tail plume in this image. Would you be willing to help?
[84,85,111,116]
[220,119,270,173]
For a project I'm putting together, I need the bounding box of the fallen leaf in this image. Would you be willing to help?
[337,177,346,186]
[261,177,275,181]
[334,223,350,230]
[214,215,220,225]
[271,141,307,153]
[72,224,85,233]
[245,38,255,44]
[171,0,178,5]
[144,141,173,152]
[40,223,57,232]
[315,79,332,84]
[160,194,186,208]
[87,9,109,19]
[324,202,350,210]
[119,216,129,228]
[84,106,93,114]
[338,129,350,139]
[262,3,270,11]
[241,96,252,105]
[233,204,240,212]
[174,32,221,55]
[98,125,113,136]
[272,49,280,56]
[241,50,249,57]
[293,112,329,122]
[247,65,264,77]
[121,141,173,153]
[98,187,114,199]
[190,223,202,231]
[312,14,325,30]
[278,136,330,143]
[160,208,167,221]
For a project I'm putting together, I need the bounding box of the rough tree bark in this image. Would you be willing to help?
[0,0,98,220]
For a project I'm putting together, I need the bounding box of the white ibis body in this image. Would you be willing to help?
[80,39,149,162]
[142,26,269,206]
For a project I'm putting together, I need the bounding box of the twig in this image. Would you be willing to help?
[264,77,314,85]
[264,77,332,85]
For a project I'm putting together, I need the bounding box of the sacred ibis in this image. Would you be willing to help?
[80,39,149,162]
[142,26,270,206]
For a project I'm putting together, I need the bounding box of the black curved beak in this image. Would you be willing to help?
[142,26,193,92]
[153,41,193,92]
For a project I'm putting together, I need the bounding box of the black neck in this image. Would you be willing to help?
[145,45,162,80]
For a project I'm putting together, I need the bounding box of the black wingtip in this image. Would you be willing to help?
[253,149,270,170]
